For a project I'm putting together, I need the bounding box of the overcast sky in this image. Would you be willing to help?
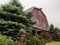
[0,0,60,28]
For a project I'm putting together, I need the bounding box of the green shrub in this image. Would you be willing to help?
[27,36,46,45]
[46,39,52,42]
[0,34,15,45]
[55,34,60,41]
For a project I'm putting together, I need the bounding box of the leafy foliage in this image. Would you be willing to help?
[49,24,54,32]
[54,27,60,41]
[27,36,46,45]
[49,24,60,41]
[0,34,15,45]
[0,0,34,40]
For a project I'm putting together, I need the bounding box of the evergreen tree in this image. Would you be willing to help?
[49,24,60,40]
[0,0,34,40]
[49,24,54,33]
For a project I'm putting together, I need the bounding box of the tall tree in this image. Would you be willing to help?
[0,0,34,40]
[49,24,60,40]
[49,24,54,30]
[49,24,54,33]
[54,27,60,40]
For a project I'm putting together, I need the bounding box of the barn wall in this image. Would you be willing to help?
[31,8,49,30]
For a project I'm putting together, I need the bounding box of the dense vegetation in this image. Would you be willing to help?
[0,0,34,40]
[0,34,15,45]
[27,36,46,45]
[49,24,60,41]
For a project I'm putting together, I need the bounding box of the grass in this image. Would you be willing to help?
[46,41,60,45]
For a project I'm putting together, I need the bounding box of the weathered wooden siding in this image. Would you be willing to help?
[31,7,49,30]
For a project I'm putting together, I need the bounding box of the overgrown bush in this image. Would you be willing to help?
[0,34,15,45]
[55,34,60,41]
[27,36,46,45]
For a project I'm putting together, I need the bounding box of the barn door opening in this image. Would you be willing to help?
[32,30,36,36]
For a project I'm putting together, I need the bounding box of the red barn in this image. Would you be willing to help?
[26,7,49,35]
[25,7,56,40]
